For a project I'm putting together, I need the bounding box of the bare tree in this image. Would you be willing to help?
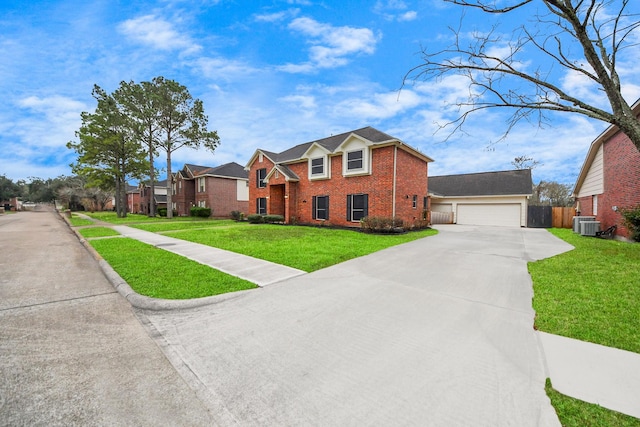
[405,0,640,149]
[512,155,542,169]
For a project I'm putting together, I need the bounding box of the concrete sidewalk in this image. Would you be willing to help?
[112,225,306,287]
[538,331,640,419]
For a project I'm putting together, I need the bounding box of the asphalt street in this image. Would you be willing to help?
[0,209,215,426]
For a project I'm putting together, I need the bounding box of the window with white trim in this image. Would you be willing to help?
[346,150,363,171]
[198,177,205,193]
[347,194,368,222]
[311,157,324,175]
[257,168,266,188]
[412,195,417,209]
[312,195,329,220]
[257,197,267,215]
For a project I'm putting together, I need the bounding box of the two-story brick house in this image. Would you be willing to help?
[173,162,249,217]
[245,127,434,228]
[138,179,168,215]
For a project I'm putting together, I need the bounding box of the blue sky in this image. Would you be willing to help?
[2,0,639,185]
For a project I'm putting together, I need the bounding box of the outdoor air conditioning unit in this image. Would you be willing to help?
[580,221,601,237]
[573,216,596,233]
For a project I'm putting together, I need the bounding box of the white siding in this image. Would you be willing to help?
[237,180,249,201]
[577,144,604,197]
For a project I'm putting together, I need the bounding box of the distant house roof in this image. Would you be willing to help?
[429,169,533,197]
[180,162,248,180]
[246,126,433,168]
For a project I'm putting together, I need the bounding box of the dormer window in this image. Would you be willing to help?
[347,150,364,171]
[311,157,324,175]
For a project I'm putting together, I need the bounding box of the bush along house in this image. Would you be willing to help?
[244,127,434,228]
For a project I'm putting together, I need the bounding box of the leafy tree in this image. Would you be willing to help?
[116,80,161,217]
[152,77,220,219]
[116,77,219,219]
[405,0,640,149]
[67,85,148,217]
[535,181,573,206]
[0,175,21,201]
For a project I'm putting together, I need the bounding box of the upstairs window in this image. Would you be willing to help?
[347,150,363,171]
[198,177,206,193]
[257,168,267,188]
[311,157,324,175]
[412,195,417,209]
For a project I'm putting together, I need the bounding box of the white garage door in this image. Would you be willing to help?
[456,204,521,227]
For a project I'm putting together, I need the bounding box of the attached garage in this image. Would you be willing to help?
[429,170,533,227]
[456,203,522,227]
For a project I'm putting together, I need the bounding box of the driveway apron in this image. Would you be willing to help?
[138,224,573,426]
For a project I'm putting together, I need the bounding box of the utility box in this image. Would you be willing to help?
[580,221,601,237]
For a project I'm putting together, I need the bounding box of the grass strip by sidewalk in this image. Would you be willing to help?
[166,224,438,272]
[79,227,120,238]
[529,228,640,354]
[545,380,640,427]
[90,238,257,299]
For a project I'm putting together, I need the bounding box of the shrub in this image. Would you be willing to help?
[230,210,244,221]
[190,206,211,218]
[247,214,264,224]
[264,214,285,224]
[360,216,405,233]
[157,208,177,217]
[619,205,640,242]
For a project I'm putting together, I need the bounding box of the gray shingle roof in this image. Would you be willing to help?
[267,126,398,163]
[183,162,248,179]
[429,169,532,197]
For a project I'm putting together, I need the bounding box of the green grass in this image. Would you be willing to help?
[131,219,238,232]
[78,227,120,238]
[529,229,640,353]
[83,211,211,224]
[90,238,256,299]
[546,379,640,427]
[69,215,94,227]
[167,224,438,272]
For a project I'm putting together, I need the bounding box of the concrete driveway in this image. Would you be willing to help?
[138,224,573,426]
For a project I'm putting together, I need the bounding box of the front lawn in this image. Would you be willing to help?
[529,228,640,354]
[162,224,438,272]
[90,238,256,299]
[78,227,120,239]
[83,211,213,224]
[546,380,640,427]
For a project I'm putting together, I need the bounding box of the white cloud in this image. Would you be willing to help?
[195,57,260,81]
[335,89,424,120]
[117,14,201,55]
[281,17,379,72]
[373,0,417,21]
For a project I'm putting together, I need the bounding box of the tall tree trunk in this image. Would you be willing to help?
[166,150,173,219]
[148,145,156,217]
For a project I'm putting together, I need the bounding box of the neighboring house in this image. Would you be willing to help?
[573,103,640,239]
[138,179,168,215]
[126,185,140,214]
[173,162,249,217]
[429,169,533,227]
[245,126,434,228]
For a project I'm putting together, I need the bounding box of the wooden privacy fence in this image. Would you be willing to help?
[552,207,576,228]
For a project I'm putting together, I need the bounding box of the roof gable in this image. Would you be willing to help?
[430,169,532,197]
[247,126,432,166]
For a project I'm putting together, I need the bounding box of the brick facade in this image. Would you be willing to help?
[247,128,432,228]
[174,163,249,218]
[576,126,640,239]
